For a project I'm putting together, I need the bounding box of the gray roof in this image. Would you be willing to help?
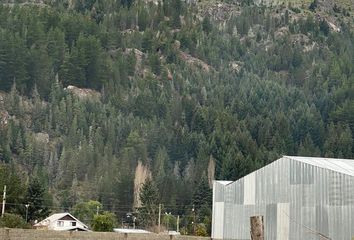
[113,228,152,234]
[216,156,354,186]
[214,181,233,185]
[284,155,354,177]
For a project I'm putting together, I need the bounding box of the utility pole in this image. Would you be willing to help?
[177,215,179,233]
[192,204,196,235]
[158,204,161,233]
[1,185,6,217]
[165,212,172,233]
[165,212,171,233]
[250,216,264,240]
[25,204,29,222]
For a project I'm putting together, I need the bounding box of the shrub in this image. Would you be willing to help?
[91,212,116,232]
[195,223,208,236]
[0,213,31,229]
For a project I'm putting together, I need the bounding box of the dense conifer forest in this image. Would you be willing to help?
[0,0,353,234]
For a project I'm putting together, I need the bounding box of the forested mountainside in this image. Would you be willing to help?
[0,0,353,234]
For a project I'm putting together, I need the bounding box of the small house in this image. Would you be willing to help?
[34,213,89,231]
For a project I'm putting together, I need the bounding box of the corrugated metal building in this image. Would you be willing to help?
[212,156,354,240]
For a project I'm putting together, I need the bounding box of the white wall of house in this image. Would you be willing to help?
[50,219,85,230]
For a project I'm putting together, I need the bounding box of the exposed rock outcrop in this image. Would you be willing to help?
[64,85,101,100]
[179,51,214,72]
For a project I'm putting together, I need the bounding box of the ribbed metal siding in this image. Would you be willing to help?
[212,157,354,240]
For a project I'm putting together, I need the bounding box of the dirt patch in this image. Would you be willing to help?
[64,85,101,100]
[229,61,242,73]
[34,132,50,143]
[198,2,241,22]
[0,110,9,127]
[179,51,214,72]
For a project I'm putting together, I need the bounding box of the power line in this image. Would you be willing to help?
[4,201,204,213]
[281,209,331,240]
[11,192,208,208]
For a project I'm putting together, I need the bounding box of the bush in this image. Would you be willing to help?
[309,0,318,12]
[195,223,208,236]
[290,7,301,13]
[0,213,31,228]
[180,226,188,235]
[91,212,116,232]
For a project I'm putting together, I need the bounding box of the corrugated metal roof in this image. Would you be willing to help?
[113,228,152,233]
[284,156,354,177]
[214,181,233,185]
[214,156,354,186]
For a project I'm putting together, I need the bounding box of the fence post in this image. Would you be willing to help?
[250,216,264,240]
[5,228,10,240]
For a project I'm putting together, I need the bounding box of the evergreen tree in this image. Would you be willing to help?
[0,164,26,214]
[192,174,212,209]
[137,179,159,228]
[202,16,212,35]
[24,178,50,222]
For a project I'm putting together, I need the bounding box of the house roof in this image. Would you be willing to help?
[113,228,151,234]
[214,181,233,185]
[56,226,90,231]
[284,156,354,177]
[34,212,89,230]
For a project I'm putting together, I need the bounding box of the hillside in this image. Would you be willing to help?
[0,0,353,234]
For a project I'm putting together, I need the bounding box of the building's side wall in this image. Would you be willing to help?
[212,181,228,239]
[212,157,354,240]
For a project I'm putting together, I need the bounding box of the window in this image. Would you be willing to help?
[71,222,76,226]
[57,221,64,227]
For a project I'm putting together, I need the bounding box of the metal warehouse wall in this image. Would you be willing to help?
[212,157,354,240]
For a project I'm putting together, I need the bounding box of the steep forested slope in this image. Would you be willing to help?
[0,0,353,233]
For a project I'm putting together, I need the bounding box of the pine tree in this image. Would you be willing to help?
[202,16,212,35]
[25,178,50,222]
[0,165,26,214]
[137,179,159,228]
[192,174,211,209]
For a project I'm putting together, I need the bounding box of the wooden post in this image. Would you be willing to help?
[158,204,161,233]
[176,215,179,233]
[2,185,6,217]
[250,216,264,240]
[5,228,10,240]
